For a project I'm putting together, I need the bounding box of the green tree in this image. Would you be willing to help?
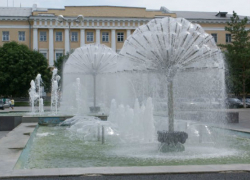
[0,41,51,97]
[54,52,69,79]
[219,11,250,107]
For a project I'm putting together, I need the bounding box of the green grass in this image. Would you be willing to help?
[15,101,51,106]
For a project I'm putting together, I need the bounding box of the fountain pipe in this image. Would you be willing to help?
[102,125,105,144]
[97,123,100,141]
[93,74,96,108]
[199,125,203,143]
[76,78,81,115]
[55,90,58,114]
[167,80,174,132]
[31,100,34,113]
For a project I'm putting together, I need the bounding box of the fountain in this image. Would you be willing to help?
[107,97,155,142]
[28,74,45,114]
[16,17,235,170]
[28,80,37,114]
[75,78,81,115]
[120,17,224,151]
[35,74,44,114]
[62,44,117,114]
[51,68,61,114]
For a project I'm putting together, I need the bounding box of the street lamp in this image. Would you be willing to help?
[57,14,84,54]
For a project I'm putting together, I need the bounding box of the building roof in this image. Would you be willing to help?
[174,10,250,20]
[0,6,249,21]
[0,7,32,16]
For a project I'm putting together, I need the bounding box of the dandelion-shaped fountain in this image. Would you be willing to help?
[120,17,225,151]
[63,44,117,113]
[75,78,81,115]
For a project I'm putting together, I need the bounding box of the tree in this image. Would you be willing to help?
[0,41,51,97]
[54,52,69,79]
[219,11,250,107]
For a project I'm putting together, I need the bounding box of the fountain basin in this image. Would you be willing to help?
[1,119,250,178]
[13,116,250,169]
[89,106,101,113]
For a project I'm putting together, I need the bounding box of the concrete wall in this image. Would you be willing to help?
[0,116,22,131]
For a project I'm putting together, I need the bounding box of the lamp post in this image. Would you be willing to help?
[57,14,84,54]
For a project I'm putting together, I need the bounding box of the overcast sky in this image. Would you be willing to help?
[2,0,250,17]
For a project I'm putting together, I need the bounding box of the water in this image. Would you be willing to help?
[107,98,155,142]
[29,80,37,113]
[15,118,250,169]
[61,44,117,114]
[28,74,45,114]
[51,68,61,114]
[120,17,225,131]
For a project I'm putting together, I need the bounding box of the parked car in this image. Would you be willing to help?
[175,97,221,110]
[3,98,11,108]
[188,98,207,109]
[0,100,5,110]
[246,98,250,108]
[239,98,250,108]
[225,98,243,108]
[175,98,191,110]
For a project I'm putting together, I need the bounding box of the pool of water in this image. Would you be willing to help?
[14,118,250,169]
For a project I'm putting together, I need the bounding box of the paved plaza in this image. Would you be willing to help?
[0,106,51,113]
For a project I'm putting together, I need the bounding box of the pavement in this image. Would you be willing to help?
[1,173,250,180]
[0,106,50,140]
[0,106,51,113]
[0,131,9,139]
[223,108,250,132]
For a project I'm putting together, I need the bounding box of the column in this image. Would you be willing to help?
[80,29,85,46]
[49,28,54,66]
[33,28,38,50]
[65,28,69,54]
[127,29,131,38]
[96,29,100,44]
[111,29,116,52]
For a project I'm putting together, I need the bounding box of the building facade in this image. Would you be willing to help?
[0,4,249,66]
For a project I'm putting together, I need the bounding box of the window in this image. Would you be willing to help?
[226,34,231,43]
[40,31,47,41]
[2,31,9,41]
[71,32,78,42]
[117,32,124,42]
[216,12,227,18]
[211,33,217,43]
[18,31,25,41]
[55,52,63,60]
[41,53,47,59]
[87,32,94,42]
[56,32,62,41]
[102,32,109,42]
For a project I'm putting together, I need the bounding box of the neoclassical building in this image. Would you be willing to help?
[0,4,249,66]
